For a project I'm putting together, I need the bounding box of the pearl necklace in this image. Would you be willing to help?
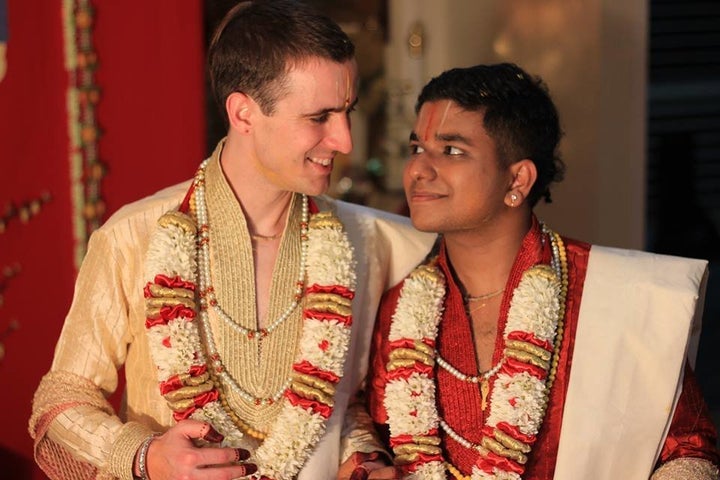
[440,419,482,452]
[195,161,309,340]
[193,160,308,404]
[434,351,505,384]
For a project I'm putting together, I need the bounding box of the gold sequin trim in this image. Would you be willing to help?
[158,210,197,235]
[393,442,442,456]
[389,347,435,367]
[304,299,352,317]
[166,397,195,412]
[651,457,719,480]
[163,381,214,403]
[146,296,195,310]
[290,382,334,406]
[414,340,434,357]
[305,292,352,308]
[525,264,559,284]
[480,436,528,465]
[146,284,195,299]
[505,347,550,370]
[505,339,551,361]
[394,452,420,465]
[176,371,210,386]
[412,435,442,446]
[409,262,444,284]
[309,211,342,230]
[387,358,425,371]
[292,372,336,396]
[493,428,531,454]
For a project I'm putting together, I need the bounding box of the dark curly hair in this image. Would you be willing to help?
[416,63,565,206]
[208,0,355,119]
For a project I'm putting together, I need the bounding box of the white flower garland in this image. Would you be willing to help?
[143,173,356,479]
[383,230,567,480]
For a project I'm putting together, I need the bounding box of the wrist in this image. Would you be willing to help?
[133,434,157,480]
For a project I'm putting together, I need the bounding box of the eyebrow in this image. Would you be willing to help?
[304,97,359,118]
[409,131,473,145]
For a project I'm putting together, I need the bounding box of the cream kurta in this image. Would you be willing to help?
[31,145,436,480]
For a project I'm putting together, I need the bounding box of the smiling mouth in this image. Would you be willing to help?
[410,191,444,201]
[307,156,333,167]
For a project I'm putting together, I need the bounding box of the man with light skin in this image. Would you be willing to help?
[29,2,434,479]
[367,63,719,479]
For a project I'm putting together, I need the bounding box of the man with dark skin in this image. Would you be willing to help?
[368,63,719,479]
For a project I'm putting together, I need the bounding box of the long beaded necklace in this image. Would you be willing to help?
[434,351,505,384]
[144,156,358,479]
[194,159,308,405]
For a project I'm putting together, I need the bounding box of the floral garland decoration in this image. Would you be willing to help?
[143,162,357,480]
[63,0,106,269]
[383,228,568,480]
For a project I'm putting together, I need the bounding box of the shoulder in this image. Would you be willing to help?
[315,196,435,242]
[87,180,192,254]
[587,245,708,292]
[98,180,191,233]
[315,196,437,287]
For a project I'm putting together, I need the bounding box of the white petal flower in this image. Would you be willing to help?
[385,373,439,436]
[144,223,197,282]
[306,227,357,289]
[486,372,547,435]
[298,318,351,376]
[255,405,327,480]
[389,273,445,342]
[147,319,203,381]
[472,466,522,480]
[409,462,446,479]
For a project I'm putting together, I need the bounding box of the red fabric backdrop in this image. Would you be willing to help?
[0,1,206,478]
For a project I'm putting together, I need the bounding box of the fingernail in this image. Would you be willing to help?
[236,448,251,461]
[202,427,224,443]
[242,463,258,476]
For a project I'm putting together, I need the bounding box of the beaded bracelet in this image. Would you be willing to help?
[135,434,157,480]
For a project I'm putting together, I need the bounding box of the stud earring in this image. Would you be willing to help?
[510,193,518,207]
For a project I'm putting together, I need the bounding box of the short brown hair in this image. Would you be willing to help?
[208,0,355,120]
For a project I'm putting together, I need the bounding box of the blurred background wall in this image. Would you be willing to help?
[1,1,717,477]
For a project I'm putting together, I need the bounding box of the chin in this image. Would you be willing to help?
[410,217,442,233]
[301,183,330,197]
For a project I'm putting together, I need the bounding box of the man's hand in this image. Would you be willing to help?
[141,419,256,479]
[337,454,402,480]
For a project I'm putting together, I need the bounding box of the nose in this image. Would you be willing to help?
[404,153,436,182]
[326,114,353,154]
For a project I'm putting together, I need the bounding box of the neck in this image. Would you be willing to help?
[219,136,296,236]
[443,213,532,296]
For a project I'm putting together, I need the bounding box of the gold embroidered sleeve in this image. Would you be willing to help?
[651,458,719,480]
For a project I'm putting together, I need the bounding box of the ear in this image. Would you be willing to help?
[504,159,537,208]
[225,92,254,135]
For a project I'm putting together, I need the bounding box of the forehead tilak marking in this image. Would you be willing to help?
[333,67,352,107]
[421,100,452,142]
